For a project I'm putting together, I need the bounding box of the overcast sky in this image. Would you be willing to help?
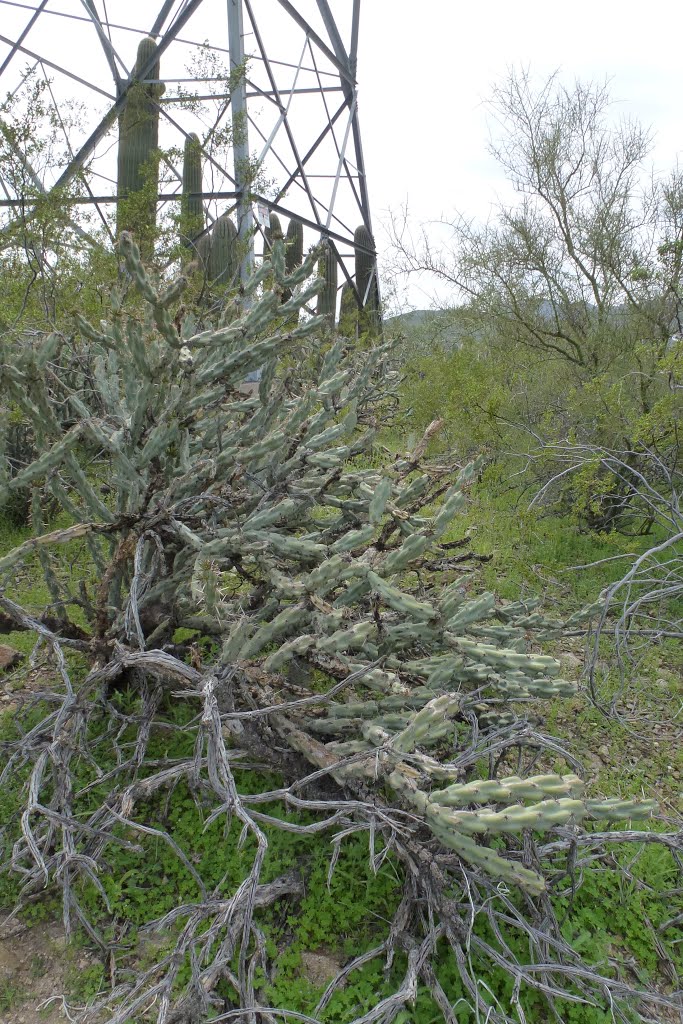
[358,0,683,307]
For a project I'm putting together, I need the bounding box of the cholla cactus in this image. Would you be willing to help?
[0,238,654,896]
[0,236,670,1024]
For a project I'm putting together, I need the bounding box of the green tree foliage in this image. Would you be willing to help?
[391,70,683,530]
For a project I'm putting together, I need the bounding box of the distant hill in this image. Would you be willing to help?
[385,310,435,329]
[384,308,471,350]
[386,300,683,356]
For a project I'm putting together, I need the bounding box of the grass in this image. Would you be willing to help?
[0,507,95,655]
[0,978,20,1013]
[455,468,661,607]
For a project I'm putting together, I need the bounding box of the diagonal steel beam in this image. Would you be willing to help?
[80,0,124,95]
[315,0,352,104]
[254,40,307,165]
[274,0,355,88]
[244,115,357,239]
[315,0,349,68]
[325,96,356,230]
[275,100,346,201]
[0,0,48,78]
[306,39,363,220]
[0,33,115,98]
[150,0,179,37]
[350,0,360,74]
[0,115,101,247]
[306,10,371,233]
[41,65,114,243]
[244,0,324,230]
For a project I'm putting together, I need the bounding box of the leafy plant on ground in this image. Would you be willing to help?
[0,236,680,1024]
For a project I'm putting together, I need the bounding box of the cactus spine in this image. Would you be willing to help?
[180,132,203,251]
[117,36,164,256]
[317,244,338,324]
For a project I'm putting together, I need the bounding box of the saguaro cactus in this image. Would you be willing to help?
[207,213,238,286]
[317,243,338,324]
[285,218,303,273]
[354,224,380,334]
[338,281,358,337]
[281,217,303,306]
[116,36,165,255]
[264,212,282,251]
[180,132,203,251]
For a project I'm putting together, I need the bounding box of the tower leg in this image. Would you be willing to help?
[227,0,253,285]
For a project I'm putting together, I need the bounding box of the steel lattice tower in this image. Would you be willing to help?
[0,0,376,308]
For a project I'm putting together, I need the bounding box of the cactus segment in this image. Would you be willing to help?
[117,36,164,254]
[207,213,238,287]
[446,592,496,631]
[265,211,282,251]
[430,774,586,807]
[391,694,462,753]
[369,477,393,525]
[367,570,437,622]
[354,224,380,334]
[285,218,304,273]
[317,244,338,324]
[180,132,203,250]
[447,637,561,676]
[427,824,547,894]
[338,281,358,337]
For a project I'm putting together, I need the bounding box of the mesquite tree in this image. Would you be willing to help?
[0,234,679,1024]
[388,70,683,530]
